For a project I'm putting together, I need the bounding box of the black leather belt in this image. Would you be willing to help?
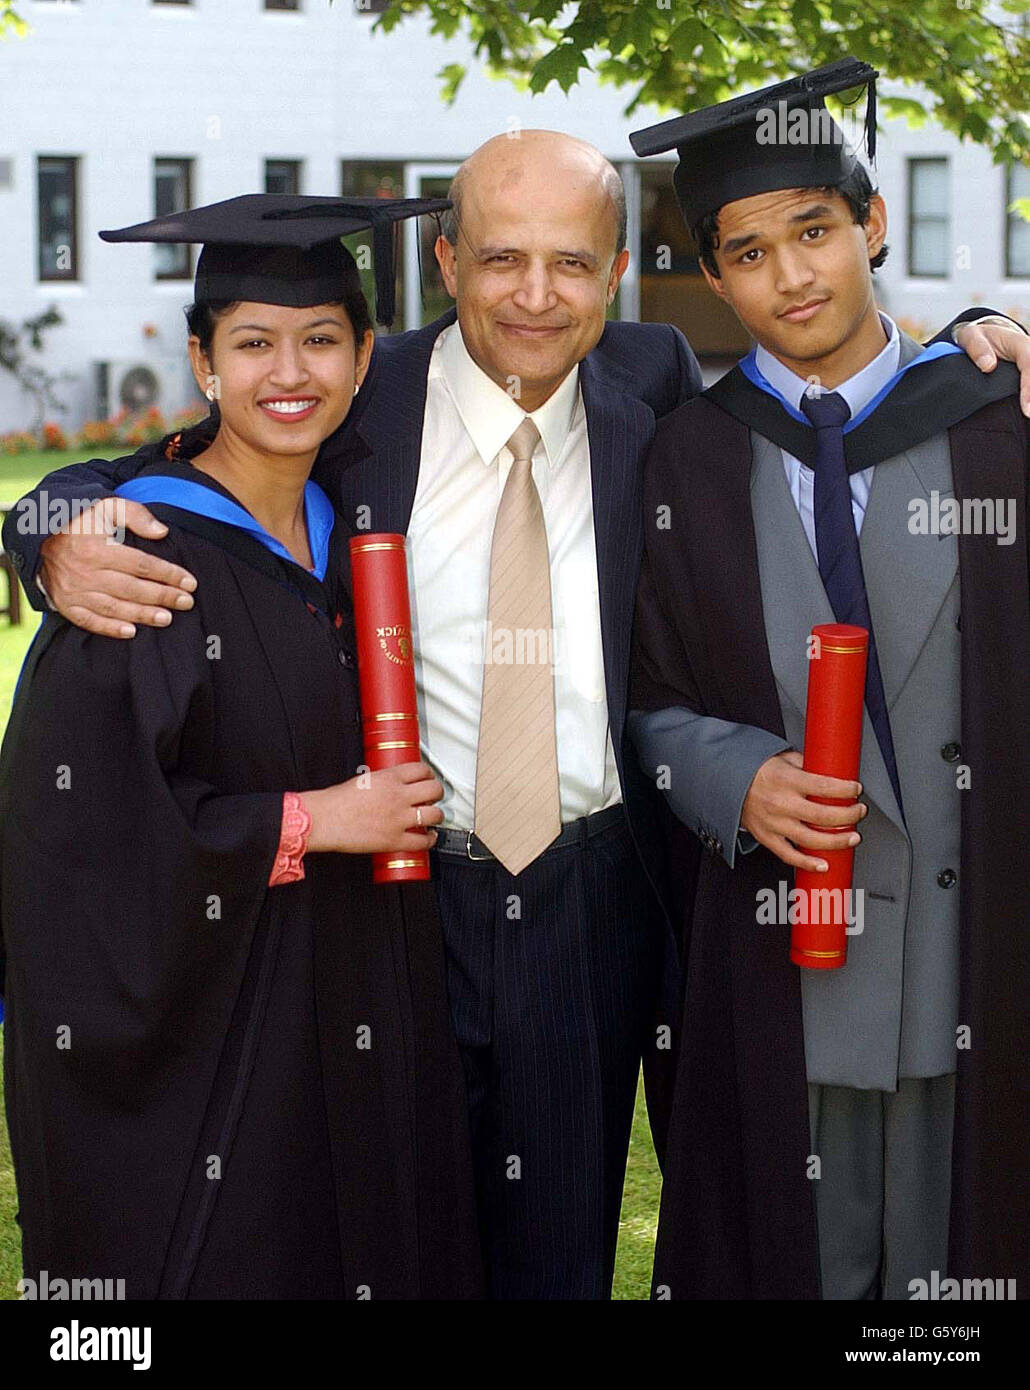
[432,803,626,863]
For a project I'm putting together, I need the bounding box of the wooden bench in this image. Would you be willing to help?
[0,502,23,626]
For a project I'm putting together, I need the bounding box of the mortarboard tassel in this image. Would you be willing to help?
[415,212,427,323]
[372,216,397,328]
[866,76,877,163]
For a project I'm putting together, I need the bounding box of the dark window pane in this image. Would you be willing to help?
[413,175,452,328]
[265,159,302,196]
[339,161,404,199]
[265,1,301,10]
[154,158,193,280]
[637,164,749,357]
[340,161,405,329]
[640,165,698,277]
[38,156,78,281]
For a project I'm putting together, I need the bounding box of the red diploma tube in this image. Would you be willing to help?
[349,534,430,885]
[791,623,868,970]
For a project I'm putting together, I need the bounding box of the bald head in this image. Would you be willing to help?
[434,129,632,412]
[441,130,627,258]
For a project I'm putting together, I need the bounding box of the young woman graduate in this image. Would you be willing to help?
[0,194,483,1300]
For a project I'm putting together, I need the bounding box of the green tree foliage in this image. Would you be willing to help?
[350,0,1030,163]
[0,3,26,40]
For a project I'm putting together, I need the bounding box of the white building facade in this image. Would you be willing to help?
[1,0,1028,430]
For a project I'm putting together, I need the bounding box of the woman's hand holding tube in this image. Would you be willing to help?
[301,762,444,855]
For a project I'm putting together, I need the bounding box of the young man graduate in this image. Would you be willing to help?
[628,59,1029,1300]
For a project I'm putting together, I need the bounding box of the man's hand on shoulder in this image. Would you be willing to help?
[954,318,1030,417]
[40,497,198,639]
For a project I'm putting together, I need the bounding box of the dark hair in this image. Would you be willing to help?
[185,284,373,356]
[691,164,889,277]
[171,287,374,456]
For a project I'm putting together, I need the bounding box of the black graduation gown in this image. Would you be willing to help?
[0,461,482,1300]
[630,364,1030,1299]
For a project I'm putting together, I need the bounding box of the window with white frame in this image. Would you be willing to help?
[38,155,78,282]
[154,158,193,280]
[908,158,950,278]
[1005,163,1030,279]
[265,159,303,196]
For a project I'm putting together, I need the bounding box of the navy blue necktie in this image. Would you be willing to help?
[800,389,904,818]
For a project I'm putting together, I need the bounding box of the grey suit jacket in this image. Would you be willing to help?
[631,333,964,1089]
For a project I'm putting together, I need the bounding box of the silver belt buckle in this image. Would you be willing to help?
[465,829,494,862]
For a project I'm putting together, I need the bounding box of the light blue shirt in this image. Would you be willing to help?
[755,312,901,559]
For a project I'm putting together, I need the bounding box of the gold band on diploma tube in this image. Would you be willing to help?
[370,740,419,750]
[351,542,406,553]
[384,858,422,870]
[819,644,866,654]
[794,946,847,959]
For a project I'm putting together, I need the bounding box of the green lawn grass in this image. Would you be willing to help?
[612,1077,661,1299]
[0,1034,17,1300]
[0,449,661,1300]
[1,448,126,511]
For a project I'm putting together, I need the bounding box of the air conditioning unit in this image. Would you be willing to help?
[94,359,189,420]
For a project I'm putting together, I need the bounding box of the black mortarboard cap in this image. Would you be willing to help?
[99,193,452,326]
[630,58,878,230]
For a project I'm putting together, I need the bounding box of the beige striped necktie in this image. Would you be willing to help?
[473,418,561,874]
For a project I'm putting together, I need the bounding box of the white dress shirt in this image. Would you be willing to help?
[407,323,621,829]
[755,312,902,556]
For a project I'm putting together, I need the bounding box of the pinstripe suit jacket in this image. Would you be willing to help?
[318,309,704,905]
